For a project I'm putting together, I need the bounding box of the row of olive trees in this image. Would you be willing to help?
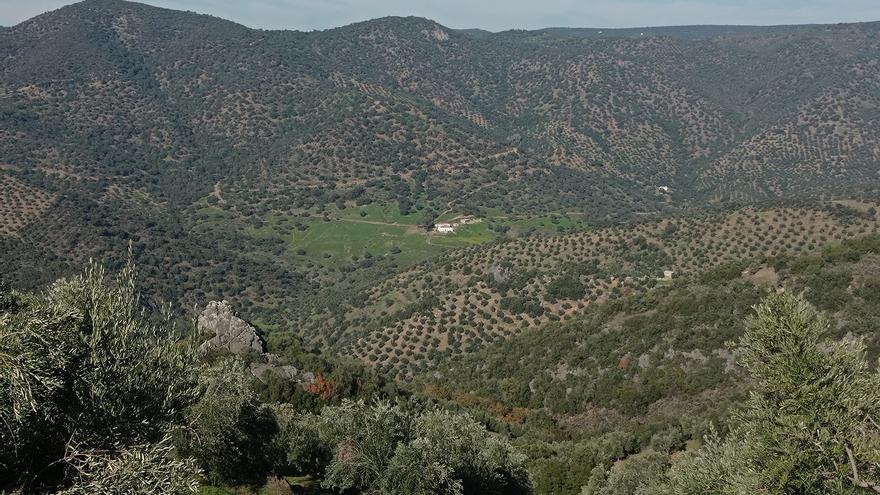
[584,293,880,495]
[0,260,533,494]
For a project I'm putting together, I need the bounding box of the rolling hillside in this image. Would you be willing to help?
[293,202,880,376]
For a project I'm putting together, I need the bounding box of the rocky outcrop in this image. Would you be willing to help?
[198,300,315,385]
[198,300,265,355]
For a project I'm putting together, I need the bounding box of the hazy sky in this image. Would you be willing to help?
[2,0,880,30]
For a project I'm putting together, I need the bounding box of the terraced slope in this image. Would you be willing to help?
[296,203,879,376]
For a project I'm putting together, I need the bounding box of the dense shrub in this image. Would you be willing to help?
[500,295,545,317]
[0,261,200,491]
[182,359,280,485]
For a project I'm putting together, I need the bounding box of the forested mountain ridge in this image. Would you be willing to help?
[3,0,880,212]
[2,0,879,293]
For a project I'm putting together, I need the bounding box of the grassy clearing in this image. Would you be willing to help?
[193,205,240,223]
[289,219,437,262]
[192,202,594,270]
[284,218,500,265]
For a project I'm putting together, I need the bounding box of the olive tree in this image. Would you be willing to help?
[652,293,880,495]
[0,260,200,491]
[733,293,880,494]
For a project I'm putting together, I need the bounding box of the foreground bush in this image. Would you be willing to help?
[590,293,880,494]
[58,437,200,495]
[731,292,880,494]
[0,260,200,491]
[182,359,280,485]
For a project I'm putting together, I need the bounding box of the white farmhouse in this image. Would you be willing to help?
[435,223,455,233]
[658,185,670,193]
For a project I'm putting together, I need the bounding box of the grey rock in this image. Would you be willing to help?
[198,300,266,355]
[715,349,740,374]
[199,301,316,386]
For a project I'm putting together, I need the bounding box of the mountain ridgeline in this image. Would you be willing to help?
[2,2,880,241]
[4,1,880,214]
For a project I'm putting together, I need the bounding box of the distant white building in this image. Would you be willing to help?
[663,270,674,280]
[435,223,455,233]
[658,185,670,193]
